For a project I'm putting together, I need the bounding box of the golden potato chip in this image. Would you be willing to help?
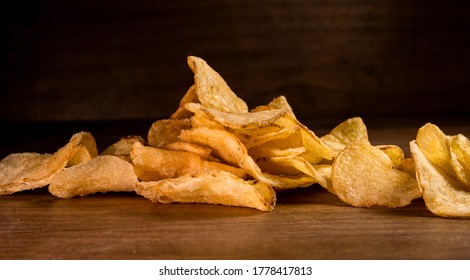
[185,102,286,130]
[313,164,334,193]
[67,132,98,166]
[377,145,405,169]
[164,141,212,160]
[136,170,275,211]
[101,136,145,162]
[277,116,334,164]
[449,134,470,188]
[147,119,192,148]
[190,110,225,131]
[250,145,305,161]
[187,56,248,113]
[49,155,138,198]
[179,127,259,176]
[0,131,93,195]
[257,156,329,188]
[416,123,455,178]
[320,117,368,156]
[266,95,296,118]
[331,138,421,208]
[248,126,304,159]
[410,141,470,218]
[170,85,199,119]
[179,127,318,189]
[130,142,244,181]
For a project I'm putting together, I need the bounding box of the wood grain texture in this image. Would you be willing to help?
[1,121,470,260]
[3,0,470,121]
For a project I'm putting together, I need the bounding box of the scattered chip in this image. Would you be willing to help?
[0,132,93,195]
[411,141,470,218]
[136,170,275,211]
[49,155,138,198]
[332,138,421,208]
[449,134,470,188]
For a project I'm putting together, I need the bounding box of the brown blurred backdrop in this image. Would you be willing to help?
[2,0,470,123]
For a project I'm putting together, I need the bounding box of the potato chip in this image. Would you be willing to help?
[410,141,470,218]
[147,119,192,148]
[331,138,421,208]
[67,132,98,166]
[276,115,334,164]
[313,164,334,193]
[416,123,456,178]
[0,131,93,195]
[170,85,199,119]
[243,126,299,150]
[257,156,329,188]
[449,134,470,188]
[266,95,296,118]
[164,141,212,160]
[179,127,260,176]
[136,170,275,211]
[185,102,286,130]
[321,117,368,156]
[101,135,145,162]
[377,145,405,169]
[187,56,248,113]
[130,142,244,181]
[179,127,318,189]
[49,155,138,198]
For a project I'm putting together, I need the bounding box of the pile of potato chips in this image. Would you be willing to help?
[1,56,470,217]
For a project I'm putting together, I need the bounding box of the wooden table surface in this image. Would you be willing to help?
[1,118,470,260]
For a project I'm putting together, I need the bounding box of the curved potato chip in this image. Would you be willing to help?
[67,132,98,166]
[321,117,368,156]
[313,164,334,192]
[136,170,275,211]
[147,119,192,148]
[130,142,244,181]
[416,123,455,178]
[171,85,199,119]
[331,138,420,208]
[277,116,334,164]
[49,155,138,198]
[187,56,248,113]
[257,156,329,188]
[185,102,287,129]
[377,145,405,169]
[164,141,212,160]
[101,135,145,162]
[179,127,317,189]
[410,141,470,218]
[266,95,296,119]
[243,126,299,150]
[449,134,470,188]
[0,131,92,195]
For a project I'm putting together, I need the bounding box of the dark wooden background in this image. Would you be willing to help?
[2,0,470,123]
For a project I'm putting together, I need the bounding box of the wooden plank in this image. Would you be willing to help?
[1,121,470,259]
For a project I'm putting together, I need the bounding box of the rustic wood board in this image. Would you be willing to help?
[1,121,470,259]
